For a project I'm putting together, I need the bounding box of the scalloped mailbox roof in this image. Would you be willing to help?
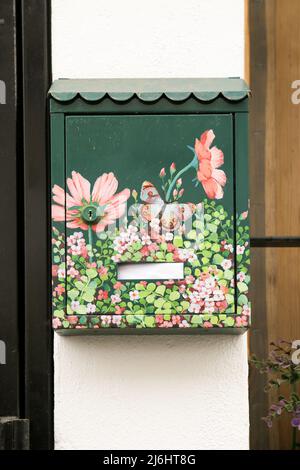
[48,78,250,103]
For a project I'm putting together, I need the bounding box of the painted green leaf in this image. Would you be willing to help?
[173,236,183,247]
[212,254,224,265]
[180,300,190,311]
[54,309,64,319]
[225,294,235,305]
[207,223,218,233]
[238,294,248,305]
[193,220,204,229]
[132,253,142,261]
[154,298,165,309]
[187,229,197,240]
[75,305,87,315]
[209,233,218,243]
[237,282,248,293]
[139,290,150,298]
[144,316,155,327]
[211,243,220,252]
[163,301,172,311]
[224,317,235,327]
[156,285,166,296]
[224,270,234,280]
[82,291,95,302]
[74,281,85,290]
[147,283,156,292]
[68,288,79,300]
[135,283,146,290]
[86,268,98,279]
[210,315,219,325]
[66,305,73,315]
[146,294,155,304]
[62,320,70,328]
[191,315,202,324]
[169,291,180,301]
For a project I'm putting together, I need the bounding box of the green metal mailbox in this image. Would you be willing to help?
[49,78,250,334]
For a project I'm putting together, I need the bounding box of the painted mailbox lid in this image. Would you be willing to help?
[50,78,250,335]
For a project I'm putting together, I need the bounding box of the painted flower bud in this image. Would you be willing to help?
[173,189,178,198]
[170,162,176,174]
[159,167,166,178]
[132,189,138,200]
[176,178,182,187]
[179,188,184,197]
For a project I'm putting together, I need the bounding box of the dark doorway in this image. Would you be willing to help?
[0,0,52,449]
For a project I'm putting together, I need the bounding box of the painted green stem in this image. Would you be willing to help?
[88,225,94,262]
[166,156,197,201]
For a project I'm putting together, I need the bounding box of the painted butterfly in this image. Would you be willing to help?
[139,181,197,233]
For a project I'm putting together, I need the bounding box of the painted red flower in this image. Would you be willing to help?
[98,289,109,300]
[195,130,226,199]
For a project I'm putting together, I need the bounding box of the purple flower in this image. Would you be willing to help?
[291,417,300,430]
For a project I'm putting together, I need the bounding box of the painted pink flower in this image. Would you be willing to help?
[155,315,164,324]
[167,243,175,252]
[216,300,228,311]
[140,245,150,257]
[185,275,195,284]
[111,294,121,304]
[52,171,130,232]
[236,316,248,327]
[55,284,65,296]
[68,315,78,325]
[52,265,59,277]
[195,130,226,199]
[52,317,62,329]
[242,305,251,316]
[67,267,79,278]
[172,315,181,325]
[237,271,246,282]
[87,262,97,268]
[113,281,123,290]
[98,266,108,277]
[237,245,246,255]
[98,289,109,300]
[115,306,125,315]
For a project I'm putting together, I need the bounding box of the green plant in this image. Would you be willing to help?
[250,340,300,449]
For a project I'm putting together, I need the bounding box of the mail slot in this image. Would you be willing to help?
[49,78,250,334]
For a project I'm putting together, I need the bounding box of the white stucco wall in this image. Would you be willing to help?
[52,0,249,450]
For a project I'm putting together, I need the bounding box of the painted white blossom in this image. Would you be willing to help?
[129,290,140,301]
[86,303,96,313]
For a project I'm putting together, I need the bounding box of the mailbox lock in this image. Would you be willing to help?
[81,204,100,224]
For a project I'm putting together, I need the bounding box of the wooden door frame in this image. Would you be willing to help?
[245,0,300,450]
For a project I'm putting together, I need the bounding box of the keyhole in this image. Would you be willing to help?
[89,209,93,220]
